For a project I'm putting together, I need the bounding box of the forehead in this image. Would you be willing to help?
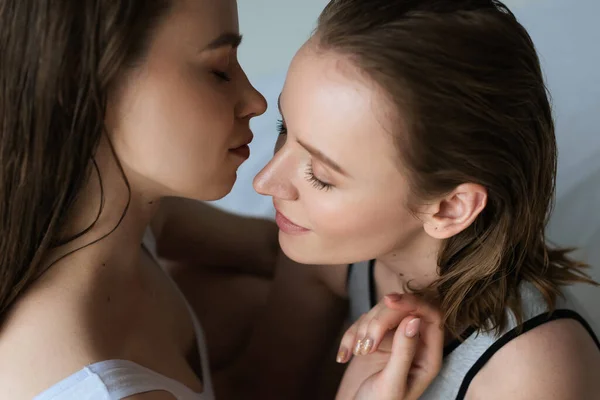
[281,45,402,178]
[164,0,239,44]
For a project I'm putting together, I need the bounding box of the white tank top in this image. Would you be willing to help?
[34,230,215,400]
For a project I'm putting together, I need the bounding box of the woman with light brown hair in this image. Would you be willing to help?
[222,0,600,398]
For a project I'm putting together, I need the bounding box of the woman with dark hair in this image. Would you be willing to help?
[0,1,267,398]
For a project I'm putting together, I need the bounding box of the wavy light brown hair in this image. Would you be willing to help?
[316,0,597,335]
[0,1,171,316]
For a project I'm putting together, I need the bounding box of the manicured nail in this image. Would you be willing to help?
[360,338,373,355]
[385,293,403,303]
[405,318,421,338]
[353,339,363,356]
[336,348,348,363]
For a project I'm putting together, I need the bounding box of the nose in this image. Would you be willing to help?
[253,149,299,201]
[235,67,267,120]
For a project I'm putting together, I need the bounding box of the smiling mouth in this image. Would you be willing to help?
[274,210,310,235]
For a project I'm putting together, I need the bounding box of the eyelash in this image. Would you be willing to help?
[277,118,287,135]
[277,119,333,191]
[305,163,333,191]
[212,70,231,82]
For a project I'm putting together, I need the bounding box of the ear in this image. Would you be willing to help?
[422,183,487,239]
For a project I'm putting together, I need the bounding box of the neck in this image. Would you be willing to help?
[42,136,160,276]
[376,236,464,342]
[376,232,441,293]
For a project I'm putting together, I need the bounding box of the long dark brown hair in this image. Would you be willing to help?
[316,0,597,335]
[0,1,171,316]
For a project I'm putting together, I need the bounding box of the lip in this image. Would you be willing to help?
[229,144,250,159]
[274,208,310,235]
[229,133,253,160]
[230,132,254,150]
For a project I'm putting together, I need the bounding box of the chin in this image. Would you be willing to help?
[184,172,237,202]
[280,245,315,265]
[279,232,377,266]
[203,182,236,201]
[279,233,337,266]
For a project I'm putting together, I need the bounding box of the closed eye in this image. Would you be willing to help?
[212,70,231,82]
[305,162,334,191]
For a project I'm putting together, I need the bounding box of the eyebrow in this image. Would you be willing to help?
[203,32,243,51]
[278,94,348,176]
[297,139,348,176]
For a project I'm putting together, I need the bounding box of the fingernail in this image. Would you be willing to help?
[385,293,402,303]
[353,339,363,356]
[336,348,348,363]
[360,338,373,355]
[405,318,421,338]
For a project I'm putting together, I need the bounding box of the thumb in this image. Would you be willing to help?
[380,317,421,396]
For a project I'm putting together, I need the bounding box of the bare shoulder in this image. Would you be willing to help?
[0,294,100,398]
[468,318,600,400]
[0,267,140,399]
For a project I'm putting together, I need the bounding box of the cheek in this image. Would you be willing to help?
[301,189,420,261]
[144,71,233,151]
[309,194,401,238]
[111,68,237,195]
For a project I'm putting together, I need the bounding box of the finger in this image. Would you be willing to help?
[385,294,443,349]
[406,313,444,399]
[407,319,444,398]
[384,293,440,327]
[361,298,413,355]
[380,316,421,395]
[386,294,444,383]
[337,314,367,364]
[361,293,440,355]
[355,301,388,355]
[346,293,442,359]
